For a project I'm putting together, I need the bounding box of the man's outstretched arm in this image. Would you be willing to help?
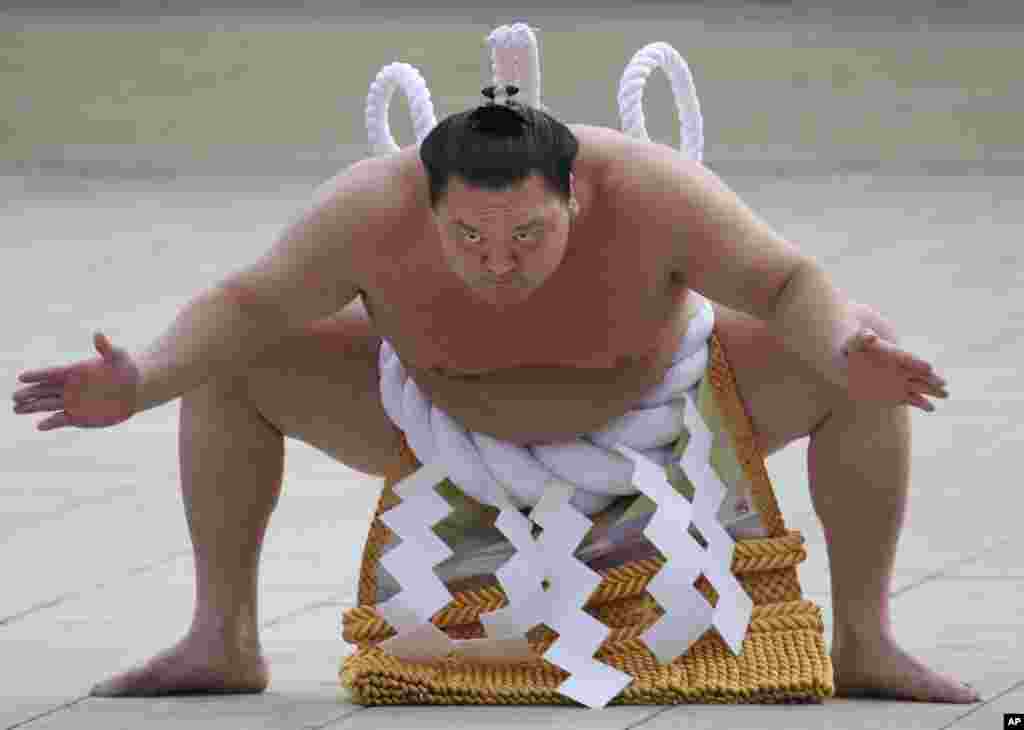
[615,138,874,393]
[134,160,387,413]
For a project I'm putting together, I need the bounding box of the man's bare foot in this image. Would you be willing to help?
[831,633,980,703]
[90,633,270,697]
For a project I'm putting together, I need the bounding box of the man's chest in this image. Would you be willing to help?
[357,209,694,376]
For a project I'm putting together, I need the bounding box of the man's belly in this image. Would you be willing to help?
[398,292,705,445]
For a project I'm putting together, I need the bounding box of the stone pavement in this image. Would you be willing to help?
[2,4,1023,728]
[2,170,1021,729]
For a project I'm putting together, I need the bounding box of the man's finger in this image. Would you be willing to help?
[910,378,948,398]
[889,343,934,373]
[13,383,62,402]
[871,340,931,372]
[38,412,70,431]
[906,392,935,412]
[17,396,64,413]
[19,367,69,383]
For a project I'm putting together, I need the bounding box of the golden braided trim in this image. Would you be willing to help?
[346,530,806,642]
[341,616,834,705]
[344,594,822,647]
[343,664,831,706]
[578,567,802,629]
[706,331,787,538]
[357,453,407,606]
[743,568,803,604]
[340,602,831,707]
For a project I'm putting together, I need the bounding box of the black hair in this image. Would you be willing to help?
[419,89,580,210]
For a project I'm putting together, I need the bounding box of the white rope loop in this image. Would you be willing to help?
[365,62,438,156]
[485,23,542,111]
[618,42,704,161]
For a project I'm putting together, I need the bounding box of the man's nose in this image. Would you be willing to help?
[487,261,516,277]
[483,249,518,275]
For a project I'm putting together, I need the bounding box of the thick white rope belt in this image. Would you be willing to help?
[379,294,710,513]
[372,292,753,708]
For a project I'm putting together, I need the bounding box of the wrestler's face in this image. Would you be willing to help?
[433,172,576,307]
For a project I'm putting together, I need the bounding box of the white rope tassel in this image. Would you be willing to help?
[365,62,439,156]
[486,23,542,110]
[618,42,704,161]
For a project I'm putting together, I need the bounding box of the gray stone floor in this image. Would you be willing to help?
[2,170,1021,729]
[3,2,1023,726]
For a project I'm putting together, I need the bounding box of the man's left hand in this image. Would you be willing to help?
[842,329,949,412]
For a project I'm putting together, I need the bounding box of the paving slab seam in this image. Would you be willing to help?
[934,576,1024,581]
[890,536,1016,600]
[5,697,86,730]
[623,705,678,728]
[261,595,353,632]
[6,483,148,530]
[0,549,189,628]
[940,676,1024,730]
[306,706,369,729]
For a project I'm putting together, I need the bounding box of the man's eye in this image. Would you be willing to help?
[461,230,539,244]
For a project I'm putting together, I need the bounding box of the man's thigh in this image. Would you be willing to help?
[244,298,405,477]
[710,301,846,456]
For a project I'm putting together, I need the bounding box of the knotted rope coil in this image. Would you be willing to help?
[377,294,714,513]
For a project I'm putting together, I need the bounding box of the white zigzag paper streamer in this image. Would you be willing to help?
[479,481,633,706]
[675,401,754,652]
[374,460,458,660]
[616,416,753,661]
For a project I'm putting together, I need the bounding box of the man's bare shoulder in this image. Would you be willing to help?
[561,124,704,208]
[587,127,807,322]
[586,129,701,192]
[315,155,413,221]
[566,123,633,183]
[310,155,420,265]
[566,122,630,148]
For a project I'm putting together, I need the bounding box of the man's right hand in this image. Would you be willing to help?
[12,331,141,431]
